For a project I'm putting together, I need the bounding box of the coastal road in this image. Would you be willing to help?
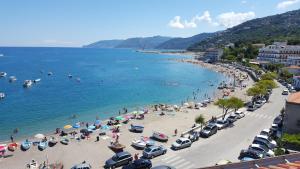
[152,83,287,169]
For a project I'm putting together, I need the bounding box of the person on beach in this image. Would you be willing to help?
[174,129,178,136]
[10,135,14,143]
[134,153,139,160]
[86,123,89,128]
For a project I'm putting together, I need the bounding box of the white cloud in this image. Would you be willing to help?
[277,0,300,9]
[241,0,247,4]
[168,16,185,29]
[217,11,255,28]
[169,11,217,29]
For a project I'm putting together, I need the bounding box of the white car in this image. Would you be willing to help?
[249,144,275,157]
[260,129,271,137]
[234,110,245,119]
[255,100,264,108]
[171,138,192,150]
[215,119,230,129]
[255,135,277,148]
[282,89,289,95]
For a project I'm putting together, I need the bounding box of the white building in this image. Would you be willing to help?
[257,42,300,66]
[202,48,223,63]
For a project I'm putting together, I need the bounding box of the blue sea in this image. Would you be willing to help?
[0,47,228,141]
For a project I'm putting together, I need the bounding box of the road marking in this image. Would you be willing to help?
[181,163,195,169]
[161,154,176,161]
[171,158,186,166]
[164,156,181,163]
[175,161,192,169]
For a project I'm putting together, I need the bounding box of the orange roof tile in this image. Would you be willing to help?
[287,92,300,104]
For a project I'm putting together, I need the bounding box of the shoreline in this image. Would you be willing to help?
[0,56,254,169]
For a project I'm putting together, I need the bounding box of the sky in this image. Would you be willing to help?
[0,0,299,47]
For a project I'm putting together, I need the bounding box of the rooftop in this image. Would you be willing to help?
[287,65,300,69]
[287,92,300,104]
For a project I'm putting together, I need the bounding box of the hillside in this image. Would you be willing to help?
[188,9,300,51]
[83,40,123,48]
[115,36,172,49]
[156,33,215,50]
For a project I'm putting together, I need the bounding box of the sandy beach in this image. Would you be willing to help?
[0,58,254,169]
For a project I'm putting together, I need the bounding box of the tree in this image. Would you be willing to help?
[256,80,277,89]
[261,72,278,80]
[279,68,293,81]
[195,114,205,129]
[215,97,244,119]
[247,85,267,97]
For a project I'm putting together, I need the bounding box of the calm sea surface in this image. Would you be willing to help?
[0,47,228,141]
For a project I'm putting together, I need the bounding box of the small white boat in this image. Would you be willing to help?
[68,74,73,78]
[132,139,147,149]
[0,93,5,99]
[38,141,48,150]
[48,72,53,76]
[0,72,7,77]
[9,76,17,82]
[21,140,32,151]
[23,80,33,88]
[0,54,4,57]
[33,78,41,83]
[76,77,81,82]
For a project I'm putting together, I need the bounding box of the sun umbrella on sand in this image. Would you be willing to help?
[115,116,125,121]
[88,125,95,130]
[64,125,72,130]
[101,125,110,130]
[73,123,80,129]
[34,133,45,139]
[95,120,101,125]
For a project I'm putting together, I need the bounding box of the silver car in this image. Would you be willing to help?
[143,145,167,159]
[171,138,192,150]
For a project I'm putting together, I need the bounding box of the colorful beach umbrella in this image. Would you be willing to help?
[0,145,6,152]
[95,120,101,125]
[101,125,110,130]
[64,125,72,129]
[88,125,95,130]
[124,115,132,120]
[115,116,125,121]
[34,133,45,139]
[73,123,80,129]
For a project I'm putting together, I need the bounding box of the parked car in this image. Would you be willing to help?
[104,151,133,169]
[200,124,218,137]
[260,129,271,137]
[71,162,92,169]
[122,159,152,169]
[255,100,264,108]
[247,104,258,111]
[271,123,279,132]
[171,138,192,150]
[253,139,273,150]
[215,119,229,129]
[234,110,245,119]
[143,145,167,159]
[187,131,199,142]
[282,89,289,95]
[273,116,283,125]
[249,144,275,157]
[227,114,238,123]
[151,165,175,169]
[259,97,267,104]
[239,149,265,161]
[255,135,277,148]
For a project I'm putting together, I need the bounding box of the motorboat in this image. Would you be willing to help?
[23,80,33,88]
[108,142,125,152]
[130,124,144,133]
[9,76,17,82]
[33,78,41,83]
[132,136,155,149]
[60,137,69,145]
[0,72,7,77]
[76,77,81,82]
[68,74,73,78]
[152,132,168,142]
[48,137,57,147]
[7,143,18,152]
[21,140,32,151]
[0,92,5,99]
[38,141,48,151]
[48,72,53,76]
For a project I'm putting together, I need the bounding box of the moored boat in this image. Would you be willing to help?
[9,76,17,82]
[130,124,144,133]
[132,136,155,149]
[33,78,41,83]
[108,142,125,152]
[38,141,48,150]
[7,143,18,152]
[68,74,73,78]
[48,72,53,76]
[0,92,5,100]
[21,140,32,151]
[0,72,7,77]
[23,80,33,88]
[60,137,69,145]
[152,132,168,142]
[48,137,58,147]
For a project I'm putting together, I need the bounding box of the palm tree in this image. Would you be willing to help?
[195,114,205,129]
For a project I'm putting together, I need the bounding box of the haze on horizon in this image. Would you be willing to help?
[0,0,299,47]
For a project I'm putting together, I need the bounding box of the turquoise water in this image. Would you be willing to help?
[0,47,227,141]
